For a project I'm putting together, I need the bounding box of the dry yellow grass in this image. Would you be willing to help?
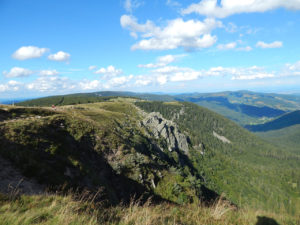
[1,192,298,225]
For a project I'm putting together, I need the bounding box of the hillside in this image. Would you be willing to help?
[257,124,300,154]
[1,98,299,219]
[245,110,300,132]
[174,91,300,125]
[17,90,300,126]
[244,110,300,154]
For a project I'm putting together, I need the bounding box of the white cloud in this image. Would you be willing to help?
[182,0,300,18]
[39,70,59,76]
[217,42,237,50]
[27,76,75,92]
[12,46,48,60]
[149,64,276,83]
[79,80,101,90]
[124,0,142,13]
[166,0,180,7]
[89,65,97,70]
[151,66,203,83]
[0,80,21,92]
[282,61,300,76]
[237,46,252,51]
[121,15,221,50]
[157,75,168,85]
[138,54,185,68]
[95,65,123,79]
[135,75,153,86]
[3,67,34,78]
[256,41,283,49]
[48,51,71,62]
[232,73,275,80]
[104,75,134,89]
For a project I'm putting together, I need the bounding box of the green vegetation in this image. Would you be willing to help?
[1,98,300,223]
[257,124,300,154]
[17,90,300,127]
[135,101,300,214]
[16,91,174,107]
[245,110,300,132]
[1,193,298,225]
[0,100,207,205]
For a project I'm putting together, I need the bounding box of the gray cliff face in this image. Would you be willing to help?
[141,112,189,153]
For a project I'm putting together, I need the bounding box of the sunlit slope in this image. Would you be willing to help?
[136,101,300,214]
[2,98,299,215]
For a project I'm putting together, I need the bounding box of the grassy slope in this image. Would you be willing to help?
[0,193,298,225]
[135,101,300,215]
[0,99,211,205]
[2,99,300,220]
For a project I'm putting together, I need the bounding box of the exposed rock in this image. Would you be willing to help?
[141,112,189,153]
[213,131,231,144]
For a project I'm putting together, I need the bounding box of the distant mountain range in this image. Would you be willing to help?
[0,98,34,105]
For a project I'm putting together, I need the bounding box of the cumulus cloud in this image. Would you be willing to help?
[12,46,48,60]
[104,75,134,89]
[3,67,34,78]
[256,41,283,49]
[282,61,300,76]
[79,80,101,90]
[0,80,21,92]
[48,51,71,62]
[217,41,252,51]
[95,65,123,79]
[217,42,237,50]
[27,76,75,92]
[138,54,185,68]
[135,75,153,86]
[182,0,300,18]
[121,15,221,50]
[39,70,59,76]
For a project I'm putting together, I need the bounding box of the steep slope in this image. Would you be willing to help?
[0,101,214,205]
[3,99,300,215]
[174,91,300,125]
[136,101,300,214]
[245,110,300,132]
[257,124,300,154]
[245,110,300,153]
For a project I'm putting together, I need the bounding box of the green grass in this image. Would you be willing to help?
[1,99,300,220]
[1,193,298,225]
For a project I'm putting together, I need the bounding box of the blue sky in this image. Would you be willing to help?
[1,0,300,98]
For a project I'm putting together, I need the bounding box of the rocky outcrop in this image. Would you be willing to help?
[213,131,231,144]
[141,112,189,153]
